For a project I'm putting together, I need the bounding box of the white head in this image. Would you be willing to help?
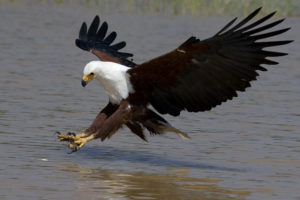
[81,60,132,104]
[81,61,101,87]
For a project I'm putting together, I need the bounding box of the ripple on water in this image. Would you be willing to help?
[0,2,299,200]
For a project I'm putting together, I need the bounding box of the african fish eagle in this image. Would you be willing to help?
[58,8,292,152]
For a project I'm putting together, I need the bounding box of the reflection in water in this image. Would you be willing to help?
[58,163,250,200]
[78,146,245,172]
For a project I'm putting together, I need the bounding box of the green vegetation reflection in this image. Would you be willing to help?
[58,163,250,200]
[1,0,299,16]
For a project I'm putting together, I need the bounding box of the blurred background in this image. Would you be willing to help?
[1,0,300,16]
[0,0,299,200]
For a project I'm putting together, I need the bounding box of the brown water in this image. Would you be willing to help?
[0,2,299,200]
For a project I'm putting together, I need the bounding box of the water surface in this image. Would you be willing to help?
[0,2,299,200]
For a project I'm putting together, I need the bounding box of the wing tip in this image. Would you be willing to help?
[75,38,89,51]
[79,22,87,39]
[253,7,262,15]
[76,15,135,64]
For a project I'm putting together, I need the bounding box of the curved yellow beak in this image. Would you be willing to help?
[81,74,94,87]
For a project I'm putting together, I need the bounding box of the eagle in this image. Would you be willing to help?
[58,8,292,152]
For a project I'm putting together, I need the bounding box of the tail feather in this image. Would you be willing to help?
[158,124,191,140]
[131,107,190,140]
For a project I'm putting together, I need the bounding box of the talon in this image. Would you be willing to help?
[68,143,75,149]
[76,138,87,149]
[69,135,95,151]
[57,132,85,142]
[67,142,77,154]
[68,140,83,152]
[67,132,76,136]
[57,133,74,142]
[54,131,61,137]
[68,148,78,154]
[58,132,94,151]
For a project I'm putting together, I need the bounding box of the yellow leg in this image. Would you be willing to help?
[68,134,95,151]
[57,131,95,152]
[57,132,86,142]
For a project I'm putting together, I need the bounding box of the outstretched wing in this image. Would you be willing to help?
[128,8,292,116]
[75,16,136,67]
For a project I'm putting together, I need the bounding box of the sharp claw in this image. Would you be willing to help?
[57,134,68,141]
[67,132,76,136]
[57,132,93,152]
[57,132,77,142]
[68,143,75,149]
[67,142,81,154]
[54,131,60,137]
[68,148,78,154]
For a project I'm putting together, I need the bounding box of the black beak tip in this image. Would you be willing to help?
[81,80,87,87]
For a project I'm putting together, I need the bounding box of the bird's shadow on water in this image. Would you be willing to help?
[75,146,246,173]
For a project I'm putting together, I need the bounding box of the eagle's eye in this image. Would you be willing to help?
[90,72,94,76]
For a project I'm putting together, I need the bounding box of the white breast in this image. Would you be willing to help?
[94,61,133,104]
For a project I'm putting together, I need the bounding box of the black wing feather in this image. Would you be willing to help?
[79,22,88,41]
[129,8,292,116]
[238,11,277,32]
[96,21,108,41]
[225,7,262,33]
[75,15,136,67]
[87,15,99,40]
[214,17,237,36]
[110,41,127,50]
[103,31,117,45]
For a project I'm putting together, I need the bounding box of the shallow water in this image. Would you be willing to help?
[0,2,299,200]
